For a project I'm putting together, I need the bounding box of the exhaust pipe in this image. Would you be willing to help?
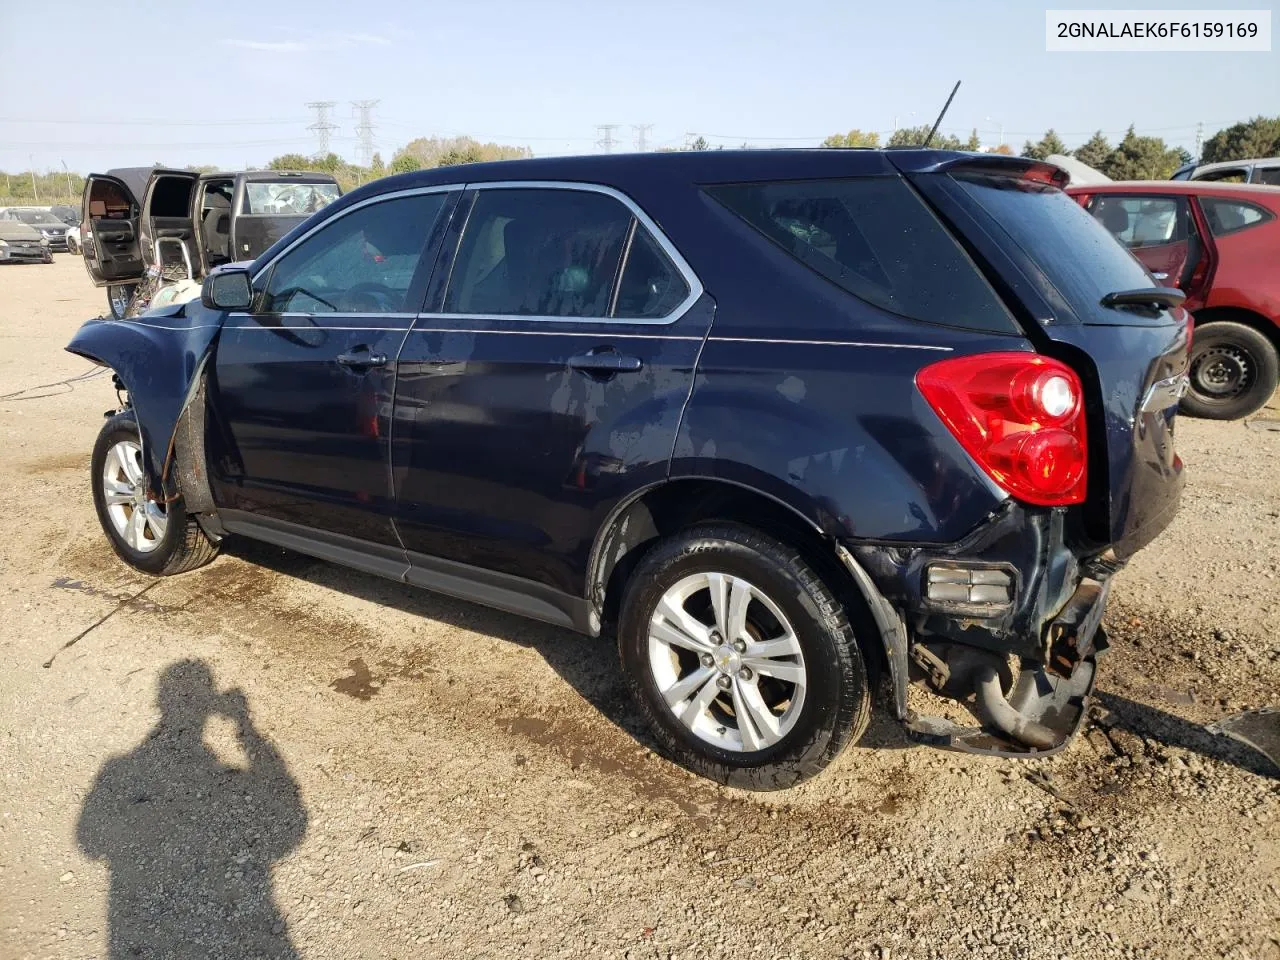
[972,664,1058,750]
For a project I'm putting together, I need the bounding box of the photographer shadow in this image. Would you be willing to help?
[77,660,306,959]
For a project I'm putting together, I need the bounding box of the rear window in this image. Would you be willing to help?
[706,177,1016,333]
[955,175,1159,323]
[242,181,341,216]
[1200,197,1274,237]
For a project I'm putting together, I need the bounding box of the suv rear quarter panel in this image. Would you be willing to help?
[663,186,1021,544]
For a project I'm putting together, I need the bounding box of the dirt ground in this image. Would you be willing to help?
[1,257,1277,960]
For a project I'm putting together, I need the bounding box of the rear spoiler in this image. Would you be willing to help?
[885,150,1069,188]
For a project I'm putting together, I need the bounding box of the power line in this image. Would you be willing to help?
[595,124,619,154]
[305,101,339,157]
[632,124,653,153]
[351,99,380,166]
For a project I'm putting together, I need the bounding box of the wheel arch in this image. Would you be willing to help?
[1192,305,1280,354]
[587,477,906,708]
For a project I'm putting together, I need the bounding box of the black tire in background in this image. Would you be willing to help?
[106,284,137,320]
[1180,321,1279,420]
[618,523,872,790]
[91,410,218,577]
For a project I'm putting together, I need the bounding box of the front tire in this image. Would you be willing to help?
[91,411,218,576]
[1180,321,1279,420]
[618,523,871,789]
[106,284,137,321]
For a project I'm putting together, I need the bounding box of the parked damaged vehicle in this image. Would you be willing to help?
[0,217,53,263]
[1069,180,1280,420]
[0,207,70,251]
[80,167,341,319]
[67,150,1188,787]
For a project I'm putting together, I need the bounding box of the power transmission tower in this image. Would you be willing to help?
[351,100,380,167]
[1194,120,1204,161]
[632,124,653,152]
[596,124,619,154]
[305,101,339,158]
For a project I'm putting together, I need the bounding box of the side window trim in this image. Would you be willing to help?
[425,180,704,326]
[247,185,459,282]
[233,185,458,319]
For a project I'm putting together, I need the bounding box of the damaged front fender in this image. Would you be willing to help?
[65,302,227,490]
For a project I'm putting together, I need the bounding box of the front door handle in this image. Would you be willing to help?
[567,351,643,374]
[336,348,388,368]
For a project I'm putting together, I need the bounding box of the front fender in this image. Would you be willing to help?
[65,302,226,487]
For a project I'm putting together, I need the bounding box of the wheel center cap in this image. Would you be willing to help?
[713,645,742,674]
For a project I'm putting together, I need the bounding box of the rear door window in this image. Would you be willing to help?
[1088,196,1186,248]
[445,188,631,318]
[1199,197,1274,237]
[706,177,1016,333]
[1253,167,1280,186]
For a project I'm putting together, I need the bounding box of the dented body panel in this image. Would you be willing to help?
[65,303,226,488]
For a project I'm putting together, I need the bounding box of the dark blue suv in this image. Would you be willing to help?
[69,149,1188,787]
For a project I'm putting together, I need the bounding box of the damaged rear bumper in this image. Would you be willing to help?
[843,503,1119,757]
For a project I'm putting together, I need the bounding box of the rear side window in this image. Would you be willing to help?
[614,226,689,319]
[706,177,1015,333]
[955,174,1158,324]
[1088,196,1188,248]
[446,189,631,318]
[1200,197,1274,237]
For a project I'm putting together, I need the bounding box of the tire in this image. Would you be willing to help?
[618,523,872,789]
[67,237,78,255]
[106,284,137,321]
[91,410,218,577]
[1180,321,1279,420]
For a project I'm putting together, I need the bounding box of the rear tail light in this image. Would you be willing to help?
[916,352,1088,507]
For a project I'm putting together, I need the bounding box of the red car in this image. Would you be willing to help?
[1068,180,1280,419]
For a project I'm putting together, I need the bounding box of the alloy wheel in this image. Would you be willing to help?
[647,572,807,752]
[101,439,167,553]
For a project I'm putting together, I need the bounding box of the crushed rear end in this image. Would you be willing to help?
[857,153,1188,755]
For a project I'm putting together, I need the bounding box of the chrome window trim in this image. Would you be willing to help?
[243,179,703,327]
[249,184,460,286]
[439,180,704,327]
[409,326,704,341]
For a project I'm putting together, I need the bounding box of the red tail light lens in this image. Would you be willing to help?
[916,352,1088,506]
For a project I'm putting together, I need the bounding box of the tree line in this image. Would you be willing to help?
[3,115,1277,206]
[820,115,1280,180]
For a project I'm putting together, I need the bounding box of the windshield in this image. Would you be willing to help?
[241,182,340,216]
[953,173,1168,325]
[13,210,62,225]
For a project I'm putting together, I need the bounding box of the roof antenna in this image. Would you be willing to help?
[921,81,962,148]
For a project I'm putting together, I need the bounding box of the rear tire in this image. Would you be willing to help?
[1180,321,1279,420]
[618,523,871,789]
[91,410,218,576]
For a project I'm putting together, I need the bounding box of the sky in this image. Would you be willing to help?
[1,0,1276,175]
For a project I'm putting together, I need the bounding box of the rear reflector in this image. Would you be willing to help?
[916,352,1088,507]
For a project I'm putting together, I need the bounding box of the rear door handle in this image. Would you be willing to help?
[567,351,643,373]
[1152,271,1169,280]
[336,349,388,367]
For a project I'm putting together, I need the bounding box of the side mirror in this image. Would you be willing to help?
[202,268,253,311]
